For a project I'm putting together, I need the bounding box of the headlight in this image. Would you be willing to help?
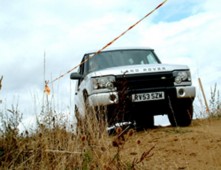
[92,76,116,90]
[173,71,191,85]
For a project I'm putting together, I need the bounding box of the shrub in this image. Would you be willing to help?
[208,83,221,118]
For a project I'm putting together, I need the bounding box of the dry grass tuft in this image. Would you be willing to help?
[0,100,156,169]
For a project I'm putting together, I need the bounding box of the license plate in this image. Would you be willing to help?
[132,91,165,102]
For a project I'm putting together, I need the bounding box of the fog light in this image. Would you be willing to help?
[178,88,185,96]
[109,94,117,103]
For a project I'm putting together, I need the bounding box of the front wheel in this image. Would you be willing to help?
[75,106,84,134]
[135,114,154,131]
[168,105,193,127]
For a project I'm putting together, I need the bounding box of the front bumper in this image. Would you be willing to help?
[175,86,196,98]
[88,86,196,107]
[88,92,119,106]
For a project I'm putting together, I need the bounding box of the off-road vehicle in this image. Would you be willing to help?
[70,48,195,130]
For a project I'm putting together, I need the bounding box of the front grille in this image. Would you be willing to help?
[115,72,174,91]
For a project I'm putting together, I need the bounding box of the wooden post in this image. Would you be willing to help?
[0,76,2,104]
[0,76,2,91]
[198,78,210,113]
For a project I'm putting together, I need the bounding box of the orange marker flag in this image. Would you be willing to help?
[44,81,50,95]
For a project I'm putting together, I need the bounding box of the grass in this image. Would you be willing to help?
[208,83,221,118]
[0,100,155,169]
[0,80,221,169]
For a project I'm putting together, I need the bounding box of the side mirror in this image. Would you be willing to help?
[70,72,83,80]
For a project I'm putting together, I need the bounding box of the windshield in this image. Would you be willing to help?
[85,49,160,73]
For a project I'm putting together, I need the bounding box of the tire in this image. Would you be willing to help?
[75,106,83,134]
[83,92,108,133]
[135,114,154,131]
[83,91,91,114]
[168,104,193,127]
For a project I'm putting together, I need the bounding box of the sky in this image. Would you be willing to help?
[0,0,221,130]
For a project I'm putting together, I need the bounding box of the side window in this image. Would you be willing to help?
[79,59,85,75]
[76,67,81,88]
[83,55,90,74]
[77,57,86,87]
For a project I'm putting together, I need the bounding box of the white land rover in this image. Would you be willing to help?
[70,48,196,130]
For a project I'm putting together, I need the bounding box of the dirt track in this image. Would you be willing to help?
[119,118,221,169]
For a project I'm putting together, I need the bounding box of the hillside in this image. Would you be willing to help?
[1,117,221,169]
[118,118,221,169]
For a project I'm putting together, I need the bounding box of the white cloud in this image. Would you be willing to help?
[139,10,221,85]
[1,0,221,128]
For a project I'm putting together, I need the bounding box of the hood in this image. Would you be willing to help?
[87,64,189,77]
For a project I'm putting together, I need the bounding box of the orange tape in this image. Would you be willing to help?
[44,0,168,94]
